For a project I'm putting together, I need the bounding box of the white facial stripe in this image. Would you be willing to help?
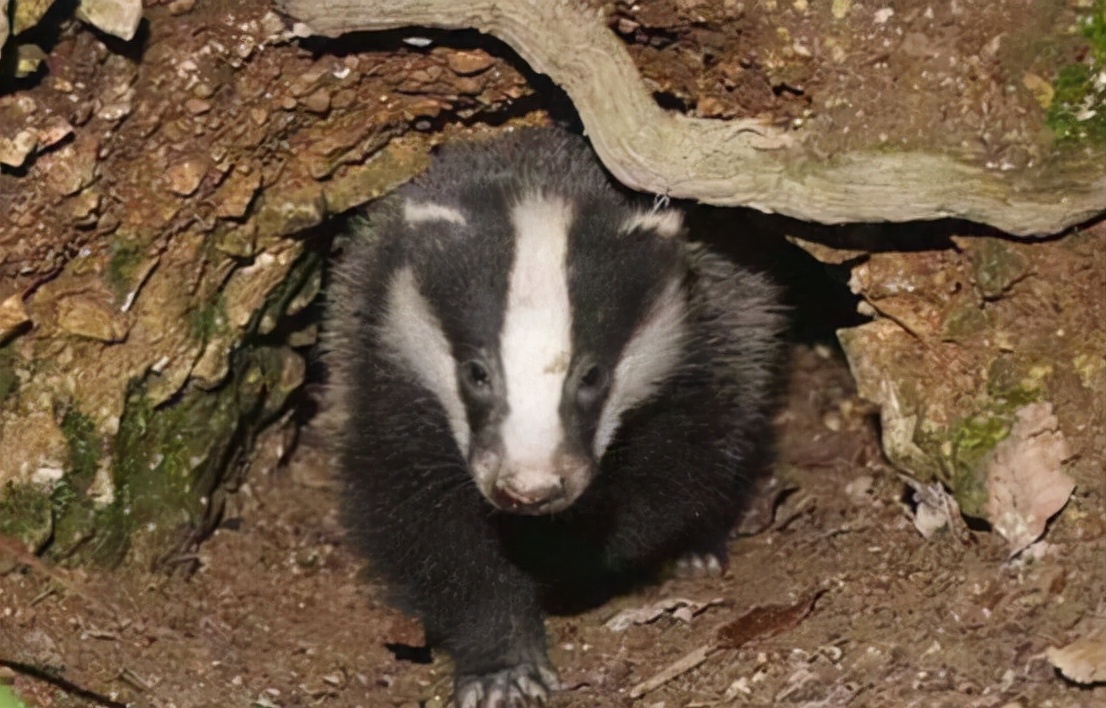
[380,267,471,455]
[498,195,575,470]
[403,199,467,226]
[594,277,688,457]
[621,209,684,239]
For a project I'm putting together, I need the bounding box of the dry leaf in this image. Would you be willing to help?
[984,402,1075,554]
[605,597,723,632]
[1046,631,1106,685]
[715,590,823,650]
[902,476,969,542]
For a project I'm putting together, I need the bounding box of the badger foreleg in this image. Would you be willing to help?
[341,399,556,707]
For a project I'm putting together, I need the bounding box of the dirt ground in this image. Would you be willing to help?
[2,342,1105,707]
[2,0,1106,707]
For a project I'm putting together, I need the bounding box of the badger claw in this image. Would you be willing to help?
[455,663,559,708]
[673,550,727,578]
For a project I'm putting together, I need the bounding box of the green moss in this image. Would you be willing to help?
[189,295,227,343]
[0,482,52,552]
[943,363,1043,519]
[106,343,294,567]
[61,410,99,481]
[948,414,1011,518]
[253,249,323,336]
[107,237,144,297]
[48,410,107,560]
[986,356,1046,406]
[37,248,322,567]
[0,348,18,404]
[969,239,1028,300]
[1047,1,1106,143]
[940,302,990,342]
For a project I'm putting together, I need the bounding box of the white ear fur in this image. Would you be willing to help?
[620,209,684,239]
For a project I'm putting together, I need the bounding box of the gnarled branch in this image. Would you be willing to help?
[278,0,1106,236]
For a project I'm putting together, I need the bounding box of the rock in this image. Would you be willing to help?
[37,115,74,149]
[0,292,31,344]
[12,0,56,35]
[446,50,496,76]
[215,168,262,219]
[302,88,331,114]
[55,294,130,342]
[39,142,98,195]
[0,0,9,53]
[15,43,47,78]
[76,0,143,42]
[0,129,37,168]
[165,157,208,196]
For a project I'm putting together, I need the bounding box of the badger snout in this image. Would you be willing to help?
[492,472,566,512]
[472,447,593,515]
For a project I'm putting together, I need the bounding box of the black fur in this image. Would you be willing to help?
[326,128,786,706]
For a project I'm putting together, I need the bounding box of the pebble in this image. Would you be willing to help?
[166,157,207,196]
[446,50,496,76]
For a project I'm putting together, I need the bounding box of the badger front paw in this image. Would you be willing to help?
[455,663,559,708]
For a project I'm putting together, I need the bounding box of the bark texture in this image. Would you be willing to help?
[279,0,1106,236]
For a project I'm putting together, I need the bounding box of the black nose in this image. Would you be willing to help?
[492,477,565,511]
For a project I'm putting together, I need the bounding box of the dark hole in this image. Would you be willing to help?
[384,643,434,664]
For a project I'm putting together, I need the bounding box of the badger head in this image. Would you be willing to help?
[374,134,689,515]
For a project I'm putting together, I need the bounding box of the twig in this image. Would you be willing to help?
[0,534,120,621]
[0,658,129,708]
[628,644,716,699]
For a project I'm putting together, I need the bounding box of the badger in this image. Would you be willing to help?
[325,128,785,707]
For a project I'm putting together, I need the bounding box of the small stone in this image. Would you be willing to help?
[36,115,74,149]
[76,0,143,42]
[302,88,331,114]
[55,295,130,342]
[331,89,356,110]
[167,0,195,16]
[696,96,728,118]
[12,0,53,35]
[250,107,269,125]
[279,96,297,111]
[446,50,496,76]
[15,43,47,78]
[185,98,212,115]
[259,10,285,39]
[97,101,133,121]
[67,188,102,222]
[165,157,207,196]
[0,292,32,343]
[215,169,261,219]
[616,18,640,34]
[40,143,97,195]
[0,129,37,167]
[233,35,256,60]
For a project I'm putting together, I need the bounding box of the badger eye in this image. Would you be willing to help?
[576,363,609,409]
[462,360,491,389]
[580,365,606,390]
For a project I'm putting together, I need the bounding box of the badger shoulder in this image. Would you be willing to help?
[683,242,788,399]
[317,203,406,440]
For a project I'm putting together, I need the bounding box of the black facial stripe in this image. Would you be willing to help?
[566,200,683,367]
[563,199,685,451]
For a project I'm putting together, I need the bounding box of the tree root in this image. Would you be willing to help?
[278,0,1106,236]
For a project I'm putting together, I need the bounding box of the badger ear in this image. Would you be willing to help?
[619,208,685,240]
